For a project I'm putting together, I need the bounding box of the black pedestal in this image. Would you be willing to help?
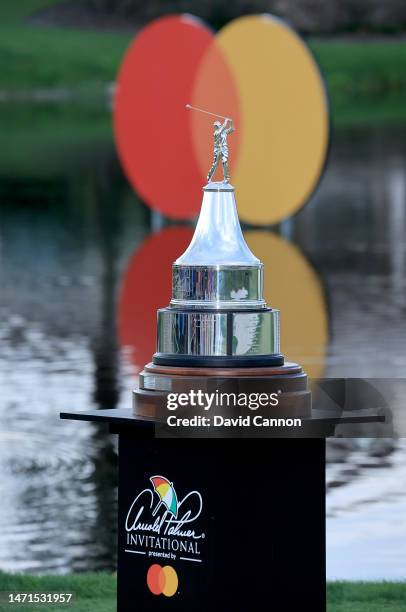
[118,435,325,612]
[60,410,334,611]
[60,408,383,612]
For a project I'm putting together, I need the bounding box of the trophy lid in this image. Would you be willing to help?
[175,181,260,267]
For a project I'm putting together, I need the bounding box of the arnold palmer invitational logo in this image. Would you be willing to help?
[124,475,206,564]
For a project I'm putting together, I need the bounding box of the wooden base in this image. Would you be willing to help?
[144,361,302,377]
[133,361,311,419]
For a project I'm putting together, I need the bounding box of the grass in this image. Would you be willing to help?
[0,572,116,612]
[1,2,406,125]
[310,39,406,98]
[327,581,406,611]
[0,1,132,95]
[0,573,405,611]
[309,40,406,124]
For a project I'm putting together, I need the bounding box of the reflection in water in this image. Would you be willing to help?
[294,125,406,378]
[118,227,193,369]
[388,162,406,295]
[245,230,328,378]
[0,114,406,576]
[0,334,117,572]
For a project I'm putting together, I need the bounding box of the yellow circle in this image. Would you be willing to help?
[162,565,178,597]
[209,15,329,225]
[245,231,328,377]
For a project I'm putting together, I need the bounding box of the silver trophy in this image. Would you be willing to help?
[154,105,282,367]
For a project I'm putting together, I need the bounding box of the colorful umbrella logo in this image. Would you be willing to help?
[150,476,178,518]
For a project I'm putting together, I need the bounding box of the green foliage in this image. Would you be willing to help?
[0,1,63,26]
[63,1,406,34]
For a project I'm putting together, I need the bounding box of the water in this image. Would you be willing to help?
[327,438,406,580]
[0,106,405,577]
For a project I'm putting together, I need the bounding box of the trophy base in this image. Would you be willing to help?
[133,360,311,419]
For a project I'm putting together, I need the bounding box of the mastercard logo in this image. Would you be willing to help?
[146,564,178,597]
[114,13,329,225]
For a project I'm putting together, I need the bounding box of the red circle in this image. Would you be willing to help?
[118,226,193,369]
[114,15,213,219]
[146,564,164,595]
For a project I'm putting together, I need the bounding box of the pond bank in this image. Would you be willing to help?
[2,2,406,125]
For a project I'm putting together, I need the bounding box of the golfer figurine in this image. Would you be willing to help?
[186,104,235,183]
[207,118,234,183]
